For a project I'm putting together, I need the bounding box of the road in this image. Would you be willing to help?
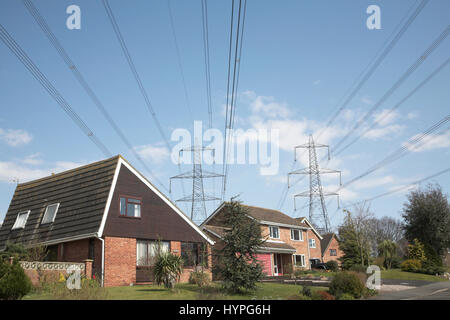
[371,281,450,300]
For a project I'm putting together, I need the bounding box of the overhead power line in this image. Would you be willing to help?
[276,0,429,211]
[167,0,194,122]
[102,0,170,149]
[343,167,450,209]
[333,58,450,157]
[201,0,213,128]
[0,24,111,157]
[22,0,168,192]
[331,26,449,156]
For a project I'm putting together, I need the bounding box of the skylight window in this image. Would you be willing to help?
[41,203,60,224]
[12,210,30,230]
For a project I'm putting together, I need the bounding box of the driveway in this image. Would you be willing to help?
[371,281,450,300]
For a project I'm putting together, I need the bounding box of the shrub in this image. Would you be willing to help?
[420,260,445,275]
[400,259,422,273]
[338,293,354,300]
[349,264,367,273]
[294,269,307,278]
[189,270,210,287]
[372,257,385,270]
[301,286,312,298]
[329,272,365,299]
[316,290,335,300]
[154,252,183,289]
[390,256,402,269]
[325,260,339,272]
[0,260,32,300]
[46,277,108,300]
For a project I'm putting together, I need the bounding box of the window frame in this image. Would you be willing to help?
[294,254,306,267]
[330,249,337,256]
[136,240,170,267]
[309,238,316,248]
[12,210,30,230]
[41,203,60,225]
[119,195,142,219]
[269,226,280,239]
[290,229,303,241]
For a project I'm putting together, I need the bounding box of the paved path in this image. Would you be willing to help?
[371,281,450,300]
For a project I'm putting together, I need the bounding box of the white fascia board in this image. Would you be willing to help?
[301,217,324,240]
[259,220,309,230]
[98,158,215,245]
[200,202,226,227]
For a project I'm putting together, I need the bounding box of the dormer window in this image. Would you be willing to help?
[41,203,60,224]
[120,196,141,218]
[12,210,30,230]
[269,226,279,239]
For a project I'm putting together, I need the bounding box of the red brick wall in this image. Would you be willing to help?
[104,236,136,287]
[57,239,89,262]
[322,236,344,265]
[307,229,322,261]
[256,253,272,276]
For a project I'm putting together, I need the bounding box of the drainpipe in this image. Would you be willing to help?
[96,236,105,287]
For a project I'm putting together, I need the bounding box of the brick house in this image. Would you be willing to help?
[0,155,214,287]
[320,233,343,265]
[201,203,323,277]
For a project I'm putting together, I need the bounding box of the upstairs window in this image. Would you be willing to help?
[120,196,141,218]
[290,229,303,241]
[330,249,337,256]
[41,203,60,224]
[12,210,30,230]
[309,238,316,248]
[269,226,280,239]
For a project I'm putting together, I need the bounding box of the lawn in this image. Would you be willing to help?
[24,282,327,300]
[381,269,449,282]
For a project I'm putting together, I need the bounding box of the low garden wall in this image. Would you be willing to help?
[7,257,93,287]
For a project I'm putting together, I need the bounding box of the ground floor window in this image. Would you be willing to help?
[136,240,169,266]
[293,254,305,267]
[181,242,206,267]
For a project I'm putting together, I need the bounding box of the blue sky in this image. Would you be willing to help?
[0,0,449,229]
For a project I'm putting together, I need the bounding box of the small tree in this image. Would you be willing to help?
[153,252,183,289]
[378,240,397,269]
[0,260,32,300]
[407,238,426,262]
[216,201,265,293]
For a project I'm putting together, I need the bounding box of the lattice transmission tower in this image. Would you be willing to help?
[288,135,341,233]
[170,146,223,224]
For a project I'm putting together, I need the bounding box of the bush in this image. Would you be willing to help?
[420,260,445,275]
[189,270,210,287]
[0,261,32,300]
[349,264,367,273]
[372,257,385,270]
[390,256,402,269]
[329,272,365,299]
[400,259,422,273]
[338,293,354,300]
[154,252,183,289]
[316,290,335,300]
[301,286,312,298]
[45,277,108,300]
[325,260,339,272]
[294,269,308,278]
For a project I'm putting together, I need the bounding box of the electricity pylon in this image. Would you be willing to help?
[169,146,223,224]
[288,135,341,233]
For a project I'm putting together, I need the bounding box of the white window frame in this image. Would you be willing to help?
[309,238,316,248]
[41,203,60,224]
[269,226,280,239]
[290,229,303,241]
[12,210,30,230]
[294,254,305,267]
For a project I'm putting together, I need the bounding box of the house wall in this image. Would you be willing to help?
[103,236,136,287]
[57,239,89,262]
[256,253,272,276]
[322,236,344,265]
[261,224,311,270]
[307,229,322,261]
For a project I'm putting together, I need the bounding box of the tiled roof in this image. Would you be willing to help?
[320,233,335,256]
[241,205,309,228]
[0,156,120,249]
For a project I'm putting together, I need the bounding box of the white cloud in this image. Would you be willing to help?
[373,109,398,126]
[313,80,321,85]
[361,96,374,106]
[0,160,88,184]
[0,128,32,146]
[363,124,404,140]
[352,175,395,189]
[21,153,43,165]
[243,91,292,119]
[134,144,170,164]
[403,130,450,152]
[407,112,418,120]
